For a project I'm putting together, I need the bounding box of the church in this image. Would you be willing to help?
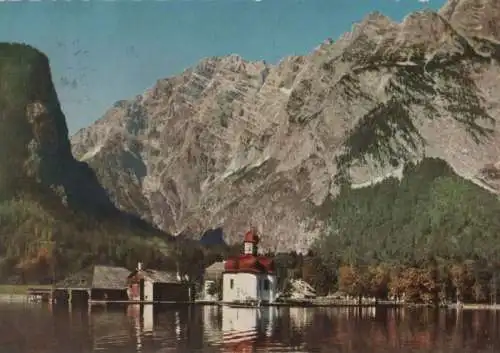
[222,228,277,304]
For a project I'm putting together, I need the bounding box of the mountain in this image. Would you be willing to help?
[0,43,187,283]
[71,0,500,252]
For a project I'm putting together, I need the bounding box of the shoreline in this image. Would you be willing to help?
[0,294,31,303]
[449,303,500,310]
[3,295,500,310]
[0,284,52,295]
[3,284,500,310]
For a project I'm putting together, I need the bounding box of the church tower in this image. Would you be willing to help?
[243,228,259,255]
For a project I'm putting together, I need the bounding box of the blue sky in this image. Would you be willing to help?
[1,0,445,134]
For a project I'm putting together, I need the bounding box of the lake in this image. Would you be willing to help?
[1,303,500,353]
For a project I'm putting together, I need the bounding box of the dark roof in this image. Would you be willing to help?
[93,265,130,289]
[56,265,129,290]
[128,269,179,283]
[55,267,94,289]
[205,261,225,278]
[144,269,179,283]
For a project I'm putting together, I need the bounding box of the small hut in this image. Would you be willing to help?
[126,262,191,302]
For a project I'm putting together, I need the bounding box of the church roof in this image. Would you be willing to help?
[224,228,274,274]
[224,254,274,274]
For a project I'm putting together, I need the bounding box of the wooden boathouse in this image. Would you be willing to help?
[53,263,193,304]
[53,265,130,304]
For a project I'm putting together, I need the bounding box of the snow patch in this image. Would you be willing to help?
[350,163,499,196]
[462,175,498,194]
[351,166,404,189]
[80,143,104,161]
[221,155,271,179]
[280,87,292,96]
[395,60,418,66]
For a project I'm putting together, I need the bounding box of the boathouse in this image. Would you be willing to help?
[127,262,191,302]
[222,229,277,303]
[55,263,191,303]
[54,265,130,303]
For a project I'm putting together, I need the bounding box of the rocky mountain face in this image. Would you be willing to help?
[0,44,114,214]
[71,0,500,252]
[0,43,168,231]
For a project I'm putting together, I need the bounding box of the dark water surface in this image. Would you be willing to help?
[1,303,500,353]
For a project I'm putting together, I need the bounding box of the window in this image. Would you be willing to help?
[230,279,234,289]
[264,279,270,291]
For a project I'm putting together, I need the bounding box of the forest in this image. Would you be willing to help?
[0,189,207,284]
[305,158,500,304]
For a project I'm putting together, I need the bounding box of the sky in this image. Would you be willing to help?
[0,0,446,135]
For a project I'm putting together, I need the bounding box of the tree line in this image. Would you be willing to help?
[306,158,500,304]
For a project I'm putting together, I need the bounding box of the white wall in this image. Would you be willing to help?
[243,242,254,254]
[223,273,258,302]
[222,273,278,303]
[144,280,154,301]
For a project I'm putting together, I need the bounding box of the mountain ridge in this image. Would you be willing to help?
[0,43,187,283]
[70,0,500,252]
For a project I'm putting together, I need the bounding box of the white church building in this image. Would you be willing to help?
[221,229,278,304]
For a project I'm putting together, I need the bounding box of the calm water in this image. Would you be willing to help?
[1,303,500,353]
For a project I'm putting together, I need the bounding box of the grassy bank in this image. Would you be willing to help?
[0,284,52,295]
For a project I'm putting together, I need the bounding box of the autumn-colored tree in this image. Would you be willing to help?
[388,266,439,303]
[338,265,365,301]
[420,264,441,304]
[16,247,53,283]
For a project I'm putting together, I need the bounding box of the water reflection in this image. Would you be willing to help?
[3,303,500,352]
[218,307,282,352]
[125,304,154,351]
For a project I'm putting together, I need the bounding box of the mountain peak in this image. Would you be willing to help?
[351,11,396,38]
[70,3,500,251]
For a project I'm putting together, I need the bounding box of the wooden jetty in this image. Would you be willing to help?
[26,287,53,303]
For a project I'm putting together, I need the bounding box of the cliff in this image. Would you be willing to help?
[0,43,181,282]
[71,0,500,252]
